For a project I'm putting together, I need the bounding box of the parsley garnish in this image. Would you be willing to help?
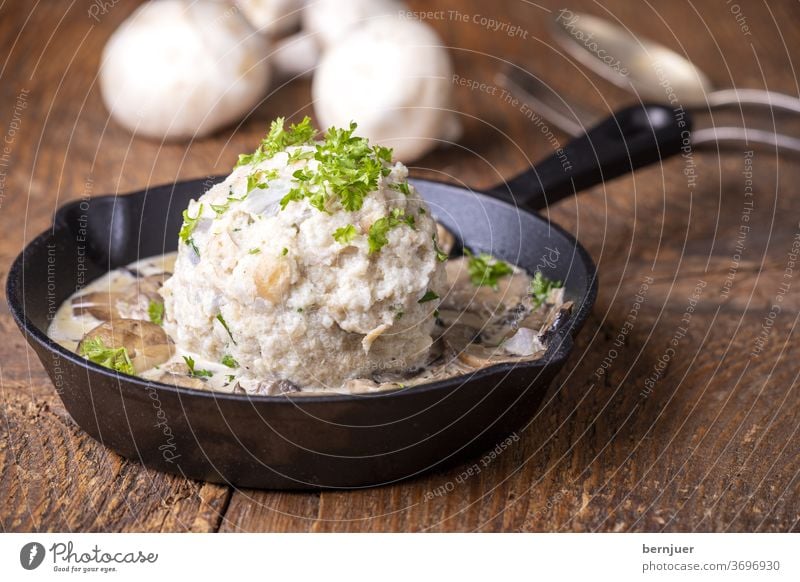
[278,121,393,213]
[235,116,317,168]
[215,313,237,345]
[418,290,439,303]
[248,248,261,255]
[148,300,164,325]
[221,354,239,368]
[211,193,248,216]
[246,168,279,193]
[281,247,288,256]
[368,209,415,254]
[287,148,314,163]
[466,250,513,289]
[530,272,563,308]
[80,337,134,375]
[433,236,448,262]
[333,224,357,245]
[183,355,213,378]
[210,202,230,215]
[179,204,203,247]
[389,181,411,196]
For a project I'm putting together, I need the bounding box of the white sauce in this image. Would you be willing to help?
[48,249,569,396]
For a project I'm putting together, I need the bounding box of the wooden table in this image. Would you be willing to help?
[1,0,798,532]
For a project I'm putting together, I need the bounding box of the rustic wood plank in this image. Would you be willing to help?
[1,0,798,532]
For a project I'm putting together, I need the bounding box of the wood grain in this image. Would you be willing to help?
[1,0,798,532]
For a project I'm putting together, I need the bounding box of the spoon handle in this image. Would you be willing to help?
[708,89,800,115]
[488,103,690,211]
[692,127,800,154]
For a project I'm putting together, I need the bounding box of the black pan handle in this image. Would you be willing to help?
[487,103,691,210]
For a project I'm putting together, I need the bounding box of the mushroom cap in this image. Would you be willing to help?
[302,0,404,49]
[100,0,271,140]
[312,16,455,162]
[233,0,303,36]
[79,319,175,374]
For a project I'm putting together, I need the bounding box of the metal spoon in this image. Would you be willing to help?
[497,68,800,153]
[550,11,800,115]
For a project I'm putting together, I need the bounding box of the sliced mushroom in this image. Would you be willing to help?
[442,256,532,319]
[71,273,168,322]
[341,377,381,393]
[537,302,574,344]
[72,292,123,321]
[152,370,208,390]
[362,323,390,353]
[234,377,299,395]
[79,319,175,374]
[435,222,455,256]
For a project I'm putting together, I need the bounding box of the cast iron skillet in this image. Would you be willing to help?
[7,104,690,489]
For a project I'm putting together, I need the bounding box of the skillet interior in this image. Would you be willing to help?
[6,177,597,489]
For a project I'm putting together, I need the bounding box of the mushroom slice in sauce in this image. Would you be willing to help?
[435,222,456,256]
[151,370,208,390]
[442,256,532,319]
[71,273,169,321]
[233,377,300,396]
[78,319,174,374]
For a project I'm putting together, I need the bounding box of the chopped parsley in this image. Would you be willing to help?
[466,250,513,289]
[248,248,261,255]
[235,116,317,168]
[287,148,315,163]
[281,247,288,256]
[211,191,248,216]
[418,290,439,303]
[389,181,411,196]
[279,121,393,213]
[148,300,164,326]
[80,337,134,375]
[368,209,415,254]
[433,236,449,262]
[333,224,358,245]
[210,201,231,216]
[221,354,239,368]
[530,272,563,308]
[179,204,203,251]
[182,355,213,378]
[246,168,279,193]
[215,313,237,345]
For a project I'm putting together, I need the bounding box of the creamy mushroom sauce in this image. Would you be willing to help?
[48,227,571,396]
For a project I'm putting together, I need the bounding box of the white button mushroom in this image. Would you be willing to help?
[302,0,405,49]
[232,0,304,37]
[271,31,321,79]
[100,0,271,140]
[312,16,460,162]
